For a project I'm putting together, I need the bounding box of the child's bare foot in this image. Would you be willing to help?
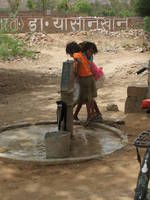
[85,116,95,126]
[94,114,103,122]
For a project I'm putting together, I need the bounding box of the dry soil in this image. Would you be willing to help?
[0,31,150,200]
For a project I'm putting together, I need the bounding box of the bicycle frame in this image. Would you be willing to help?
[134,147,150,200]
[134,61,150,199]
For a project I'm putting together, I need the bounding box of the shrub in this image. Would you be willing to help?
[0,33,35,60]
[72,0,92,15]
[99,8,115,16]
[26,0,36,11]
[56,0,69,12]
[120,9,133,17]
[144,16,150,32]
[135,0,150,17]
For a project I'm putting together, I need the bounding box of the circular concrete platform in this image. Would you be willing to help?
[0,121,127,165]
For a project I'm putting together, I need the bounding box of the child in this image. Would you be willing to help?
[66,41,97,123]
[90,62,104,90]
[74,41,103,122]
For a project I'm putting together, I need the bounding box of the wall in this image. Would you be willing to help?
[0,14,143,33]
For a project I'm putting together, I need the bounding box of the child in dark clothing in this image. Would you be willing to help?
[66,41,97,123]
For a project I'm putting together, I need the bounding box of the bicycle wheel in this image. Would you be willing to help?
[134,148,150,200]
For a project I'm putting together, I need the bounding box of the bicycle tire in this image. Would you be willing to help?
[134,148,150,200]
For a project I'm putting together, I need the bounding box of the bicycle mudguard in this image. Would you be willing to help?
[142,99,150,109]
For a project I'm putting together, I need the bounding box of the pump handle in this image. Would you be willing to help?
[136,67,147,75]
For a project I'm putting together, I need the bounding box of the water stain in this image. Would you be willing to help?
[0,124,124,160]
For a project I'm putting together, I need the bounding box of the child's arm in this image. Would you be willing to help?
[73,58,81,76]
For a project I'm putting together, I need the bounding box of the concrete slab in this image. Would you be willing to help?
[0,121,127,165]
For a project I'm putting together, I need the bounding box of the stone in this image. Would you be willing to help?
[114,119,125,125]
[135,47,145,53]
[127,85,148,97]
[106,103,119,112]
[125,85,149,113]
[125,96,145,113]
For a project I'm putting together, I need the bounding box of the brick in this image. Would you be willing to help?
[127,85,148,97]
[125,96,145,113]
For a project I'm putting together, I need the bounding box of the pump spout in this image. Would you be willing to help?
[56,101,67,131]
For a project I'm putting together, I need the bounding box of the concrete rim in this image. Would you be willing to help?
[0,121,128,165]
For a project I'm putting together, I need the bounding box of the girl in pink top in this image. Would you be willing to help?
[80,41,104,123]
[90,62,105,89]
[66,41,97,123]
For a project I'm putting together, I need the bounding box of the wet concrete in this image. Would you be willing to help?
[0,123,126,161]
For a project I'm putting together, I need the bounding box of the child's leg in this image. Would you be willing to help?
[86,100,97,125]
[86,100,95,119]
[93,100,103,122]
[73,103,82,120]
[86,102,91,120]
[89,100,96,117]
[93,100,102,116]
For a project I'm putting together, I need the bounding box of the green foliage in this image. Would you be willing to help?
[43,0,56,11]
[24,0,136,17]
[7,0,21,14]
[120,9,133,17]
[36,0,56,11]
[5,0,140,17]
[72,0,92,15]
[26,0,36,11]
[0,34,35,60]
[107,0,136,17]
[28,0,56,11]
[56,0,69,12]
[136,0,150,17]
[144,16,150,32]
[71,0,136,17]
[96,7,115,16]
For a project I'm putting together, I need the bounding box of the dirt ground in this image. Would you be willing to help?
[0,31,150,200]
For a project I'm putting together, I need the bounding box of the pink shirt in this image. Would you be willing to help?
[91,62,104,81]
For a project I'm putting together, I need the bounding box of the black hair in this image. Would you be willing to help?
[79,41,87,51]
[66,41,81,55]
[79,41,98,54]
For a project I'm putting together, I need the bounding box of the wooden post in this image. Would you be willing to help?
[60,60,74,136]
